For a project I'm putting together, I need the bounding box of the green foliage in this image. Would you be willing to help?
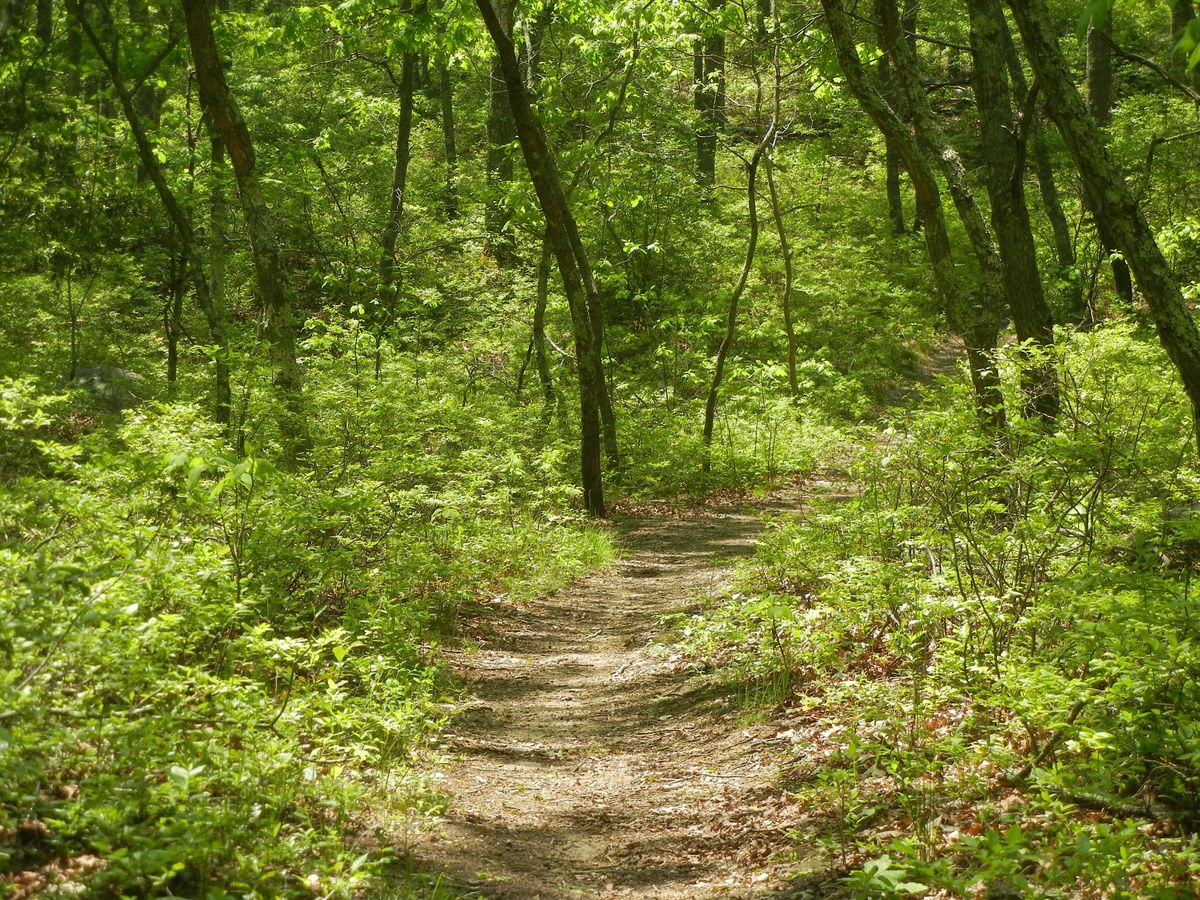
[1,324,614,893]
[679,324,1200,893]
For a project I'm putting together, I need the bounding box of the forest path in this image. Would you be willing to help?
[400,497,817,898]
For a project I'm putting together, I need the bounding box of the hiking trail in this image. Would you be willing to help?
[401,494,831,898]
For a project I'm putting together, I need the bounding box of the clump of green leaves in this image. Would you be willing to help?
[678,322,1200,894]
[0,326,614,895]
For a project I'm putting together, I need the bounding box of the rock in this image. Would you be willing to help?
[58,364,145,410]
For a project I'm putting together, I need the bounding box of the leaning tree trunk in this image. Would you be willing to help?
[485,0,517,265]
[182,0,309,464]
[822,0,1005,431]
[1000,24,1086,326]
[703,121,774,470]
[967,0,1059,422]
[73,0,231,427]
[476,0,606,515]
[878,0,1009,430]
[524,1,619,466]
[1008,0,1200,454]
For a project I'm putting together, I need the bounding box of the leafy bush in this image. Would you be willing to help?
[678,322,1200,894]
[0,342,613,895]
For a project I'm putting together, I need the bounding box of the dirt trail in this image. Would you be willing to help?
[403,502,817,898]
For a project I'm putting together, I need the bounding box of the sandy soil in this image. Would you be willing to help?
[400,502,828,898]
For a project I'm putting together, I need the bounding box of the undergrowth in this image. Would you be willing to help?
[678,322,1200,896]
[0,353,613,897]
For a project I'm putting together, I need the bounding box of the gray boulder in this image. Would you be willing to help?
[59,364,146,410]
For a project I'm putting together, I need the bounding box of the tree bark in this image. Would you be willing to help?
[1086,4,1113,125]
[476,0,605,515]
[694,0,725,187]
[1082,1,1134,302]
[36,0,49,44]
[209,131,228,380]
[72,0,231,426]
[765,152,799,400]
[166,244,185,389]
[485,0,516,265]
[380,51,416,311]
[878,0,1007,430]
[1008,0,1200,454]
[872,0,905,233]
[182,0,308,463]
[439,61,458,219]
[967,0,1059,421]
[821,0,1004,430]
[1001,25,1086,326]
[765,0,799,400]
[534,229,555,408]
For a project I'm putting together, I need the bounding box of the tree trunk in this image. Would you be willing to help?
[703,122,774,469]
[1086,5,1113,125]
[36,0,49,44]
[967,0,1059,422]
[1008,0,1200,454]
[1082,0,1134,302]
[380,50,416,328]
[764,0,799,400]
[534,230,555,408]
[694,0,725,187]
[476,0,605,515]
[166,244,185,390]
[72,0,231,427]
[1001,26,1086,326]
[182,0,308,463]
[872,2,906,233]
[209,131,229,397]
[821,0,1004,431]
[765,152,799,400]
[522,1,618,466]
[439,61,458,219]
[485,0,516,265]
[878,0,1007,430]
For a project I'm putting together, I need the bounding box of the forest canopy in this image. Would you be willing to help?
[2,0,1200,894]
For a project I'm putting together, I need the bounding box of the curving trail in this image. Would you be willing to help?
[401,503,819,898]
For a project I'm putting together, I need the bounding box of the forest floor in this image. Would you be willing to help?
[396,488,844,898]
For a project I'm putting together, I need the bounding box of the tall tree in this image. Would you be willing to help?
[1007,0,1200,453]
[476,0,607,515]
[877,0,1011,429]
[966,0,1059,421]
[1083,2,1134,304]
[182,0,310,463]
[484,0,516,264]
[821,0,1005,430]
[694,0,725,186]
[1000,24,1086,326]
[438,59,458,219]
[703,87,775,466]
[71,0,231,426]
[379,48,417,343]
